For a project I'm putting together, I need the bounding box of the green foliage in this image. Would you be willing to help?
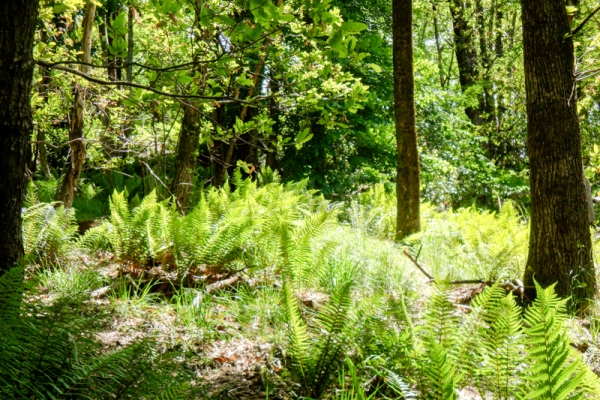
[83,174,337,277]
[23,190,78,263]
[521,281,599,399]
[375,283,600,399]
[283,277,356,399]
[0,267,186,399]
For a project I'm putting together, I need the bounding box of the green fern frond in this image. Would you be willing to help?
[453,284,510,388]
[522,281,590,399]
[311,279,355,396]
[155,383,191,400]
[22,202,78,262]
[478,293,523,399]
[282,280,312,389]
[421,289,460,349]
[420,342,458,400]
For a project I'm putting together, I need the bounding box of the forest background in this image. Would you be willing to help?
[5,0,600,398]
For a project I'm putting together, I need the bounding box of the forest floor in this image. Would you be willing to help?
[23,189,600,399]
[32,246,600,399]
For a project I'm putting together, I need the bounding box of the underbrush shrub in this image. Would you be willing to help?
[0,267,192,399]
[366,283,600,399]
[349,183,528,281]
[81,170,338,279]
[23,189,78,264]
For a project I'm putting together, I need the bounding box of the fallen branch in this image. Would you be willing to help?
[403,249,434,281]
[402,249,531,299]
[206,275,242,294]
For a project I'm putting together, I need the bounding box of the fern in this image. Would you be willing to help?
[413,290,460,400]
[84,175,334,277]
[521,281,597,399]
[283,278,356,398]
[478,293,523,398]
[22,201,78,263]
[0,266,186,399]
[283,280,312,390]
[452,284,513,389]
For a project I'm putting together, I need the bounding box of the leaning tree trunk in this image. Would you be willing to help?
[521,0,596,310]
[0,0,39,274]
[392,0,420,240]
[58,0,95,208]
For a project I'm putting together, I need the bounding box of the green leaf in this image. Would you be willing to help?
[341,21,367,35]
[368,63,382,73]
[177,74,194,84]
[53,4,68,13]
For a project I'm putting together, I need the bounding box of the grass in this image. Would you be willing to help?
[36,264,107,297]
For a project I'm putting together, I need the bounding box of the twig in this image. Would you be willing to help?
[571,4,600,37]
[403,249,434,281]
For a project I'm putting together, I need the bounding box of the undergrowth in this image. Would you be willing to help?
[17,175,600,399]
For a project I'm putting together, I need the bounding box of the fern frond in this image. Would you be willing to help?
[282,280,312,389]
[311,280,355,396]
[421,289,460,349]
[522,281,589,399]
[420,342,458,400]
[478,293,523,399]
[155,383,191,400]
[453,284,510,388]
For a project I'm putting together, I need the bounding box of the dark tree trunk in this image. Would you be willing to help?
[58,1,95,208]
[432,2,445,87]
[0,0,39,274]
[171,2,212,212]
[392,0,420,240]
[265,76,280,171]
[172,104,201,213]
[521,0,596,309]
[449,0,484,126]
[126,6,134,83]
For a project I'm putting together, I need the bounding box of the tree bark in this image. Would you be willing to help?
[171,1,211,212]
[432,2,445,87]
[172,104,202,213]
[521,0,596,309]
[392,0,420,240]
[58,1,95,208]
[0,0,39,274]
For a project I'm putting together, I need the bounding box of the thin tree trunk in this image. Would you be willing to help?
[449,0,484,126]
[35,45,53,180]
[266,77,280,171]
[393,0,420,240]
[58,1,95,208]
[172,104,201,212]
[0,0,39,274]
[521,0,596,310]
[172,0,211,212]
[126,6,134,83]
[432,2,445,87]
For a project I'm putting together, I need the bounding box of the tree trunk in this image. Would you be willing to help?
[0,0,39,274]
[58,1,95,208]
[449,0,487,127]
[432,2,445,87]
[58,86,87,208]
[172,104,201,213]
[521,0,596,309]
[392,0,420,240]
[171,1,211,212]
[34,51,53,180]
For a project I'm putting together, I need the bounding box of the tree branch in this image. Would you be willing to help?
[36,60,252,104]
[571,4,600,37]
